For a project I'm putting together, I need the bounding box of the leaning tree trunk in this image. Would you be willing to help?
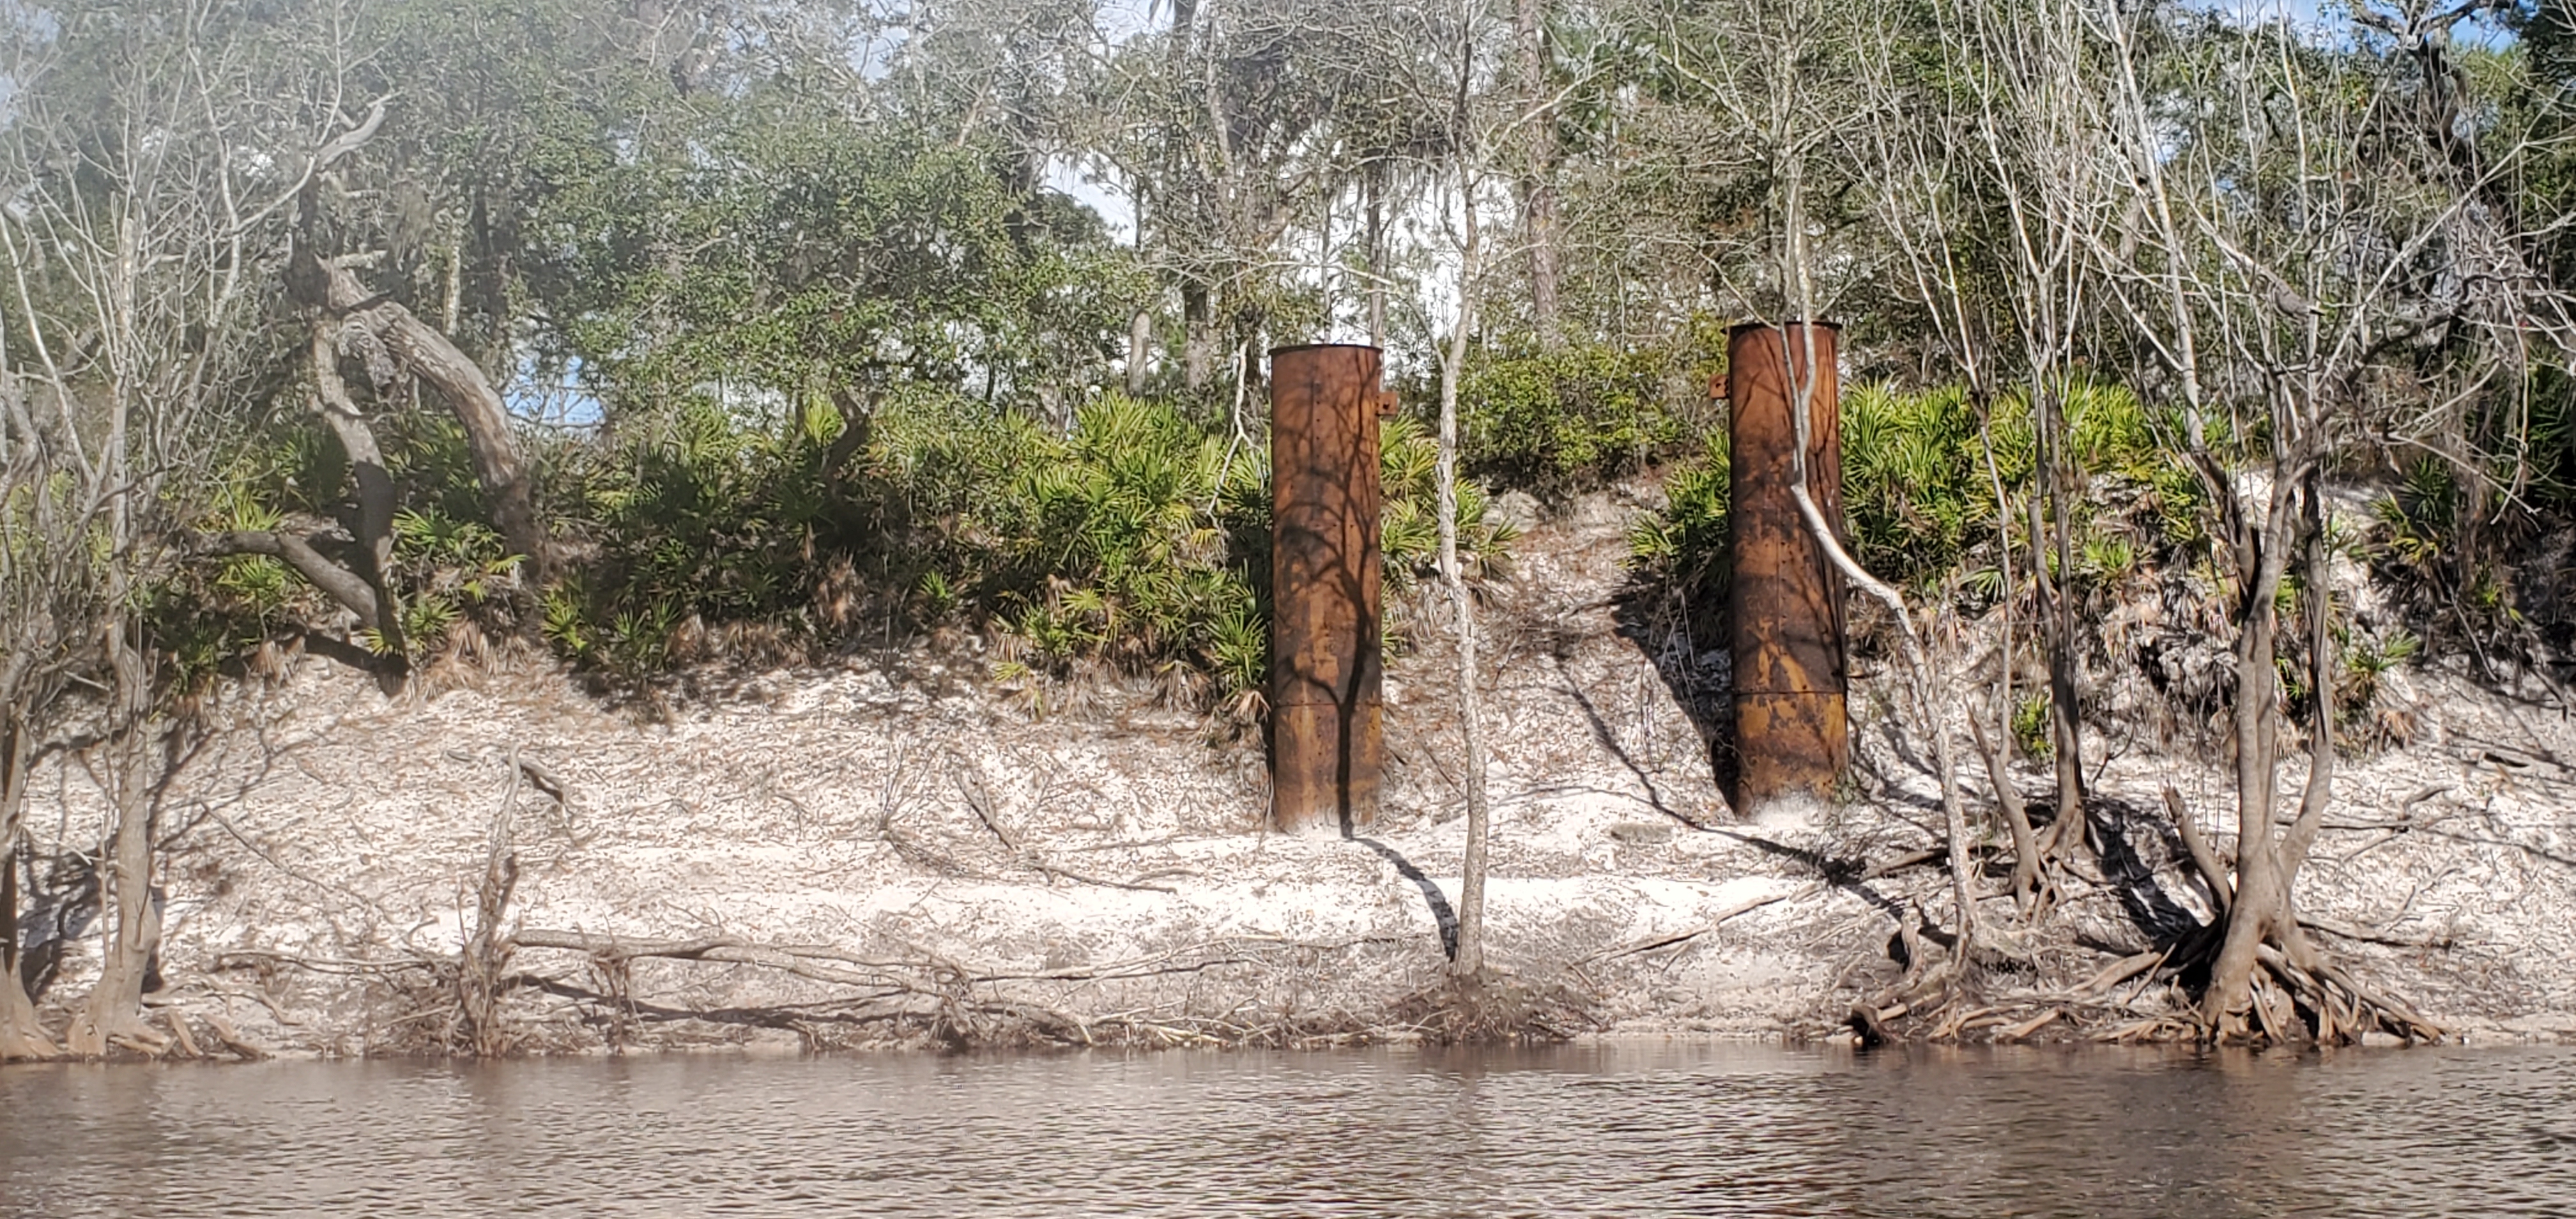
[1777,158,1978,963]
[197,323,413,671]
[309,322,404,656]
[1789,464,1979,967]
[1970,401,2048,913]
[288,249,546,577]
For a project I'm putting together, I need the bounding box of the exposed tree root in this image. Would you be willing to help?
[1824,794,2448,1051]
[398,928,1462,1054]
[1386,967,1600,1045]
[1835,904,2444,1049]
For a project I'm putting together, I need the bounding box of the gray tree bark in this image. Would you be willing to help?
[1441,175,1493,980]
[63,620,164,1057]
[0,714,60,1059]
[1517,0,1560,349]
[289,250,546,576]
[1127,309,1154,396]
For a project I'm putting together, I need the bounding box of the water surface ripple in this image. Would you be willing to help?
[4,1043,2572,1216]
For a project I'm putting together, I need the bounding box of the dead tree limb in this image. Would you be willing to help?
[197,530,382,627]
[1579,882,1821,964]
[2165,785,2232,916]
[285,250,546,576]
[512,930,746,960]
[457,757,523,1057]
[1020,857,1178,893]
[201,1011,272,1061]
[307,321,402,654]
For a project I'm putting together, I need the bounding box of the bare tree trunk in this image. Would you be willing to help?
[1366,165,1388,350]
[2074,0,2457,1043]
[2204,472,2368,1037]
[1781,360,1979,961]
[442,234,464,335]
[2044,418,2085,847]
[1441,176,1494,981]
[1970,707,2040,912]
[1775,132,1979,956]
[0,713,59,1059]
[459,769,521,1057]
[1183,284,1213,393]
[64,619,164,1057]
[1516,0,1560,349]
[1857,8,2058,917]
[1971,402,2046,912]
[2281,475,2338,885]
[2027,388,2086,858]
[310,322,404,656]
[1126,309,1154,397]
[2201,487,2297,1032]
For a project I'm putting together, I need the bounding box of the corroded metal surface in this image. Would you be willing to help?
[1269,344,1385,834]
[1726,322,1849,809]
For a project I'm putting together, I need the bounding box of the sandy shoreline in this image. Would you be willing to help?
[13,496,2575,1056]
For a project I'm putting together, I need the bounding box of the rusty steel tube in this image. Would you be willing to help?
[1726,321,1848,812]
[1269,344,1386,834]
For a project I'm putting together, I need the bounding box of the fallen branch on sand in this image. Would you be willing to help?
[1578,883,1823,964]
[495,928,1443,1051]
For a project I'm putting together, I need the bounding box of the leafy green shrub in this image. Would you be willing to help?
[536,388,1510,710]
[2362,456,2520,654]
[1625,431,1731,599]
[1377,414,1515,592]
[150,477,308,694]
[2060,381,2207,553]
[1627,379,2207,607]
[2012,693,2053,760]
[149,407,549,687]
[2357,372,2576,673]
[1459,337,1713,487]
[2370,459,2457,581]
[2341,625,2422,747]
[1841,383,1998,588]
[882,394,1510,711]
[376,508,524,657]
[167,347,1515,714]
[549,391,869,670]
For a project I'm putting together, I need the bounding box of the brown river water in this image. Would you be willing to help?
[3,1042,2573,1217]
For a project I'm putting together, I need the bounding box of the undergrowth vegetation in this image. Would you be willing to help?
[171,389,1510,716]
[155,411,538,692]
[1452,332,1722,489]
[1629,381,2207,606]
[1620,378,2534,753]
[2365,381,2576,673]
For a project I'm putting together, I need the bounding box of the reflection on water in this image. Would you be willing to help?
[3,1043,2573,1217]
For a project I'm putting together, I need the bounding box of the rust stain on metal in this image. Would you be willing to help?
[1726,321,1849,809]
[1269,343,1386,834]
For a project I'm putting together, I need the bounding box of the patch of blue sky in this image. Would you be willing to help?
[2193,1,2518,50]
[507,354,604,429]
